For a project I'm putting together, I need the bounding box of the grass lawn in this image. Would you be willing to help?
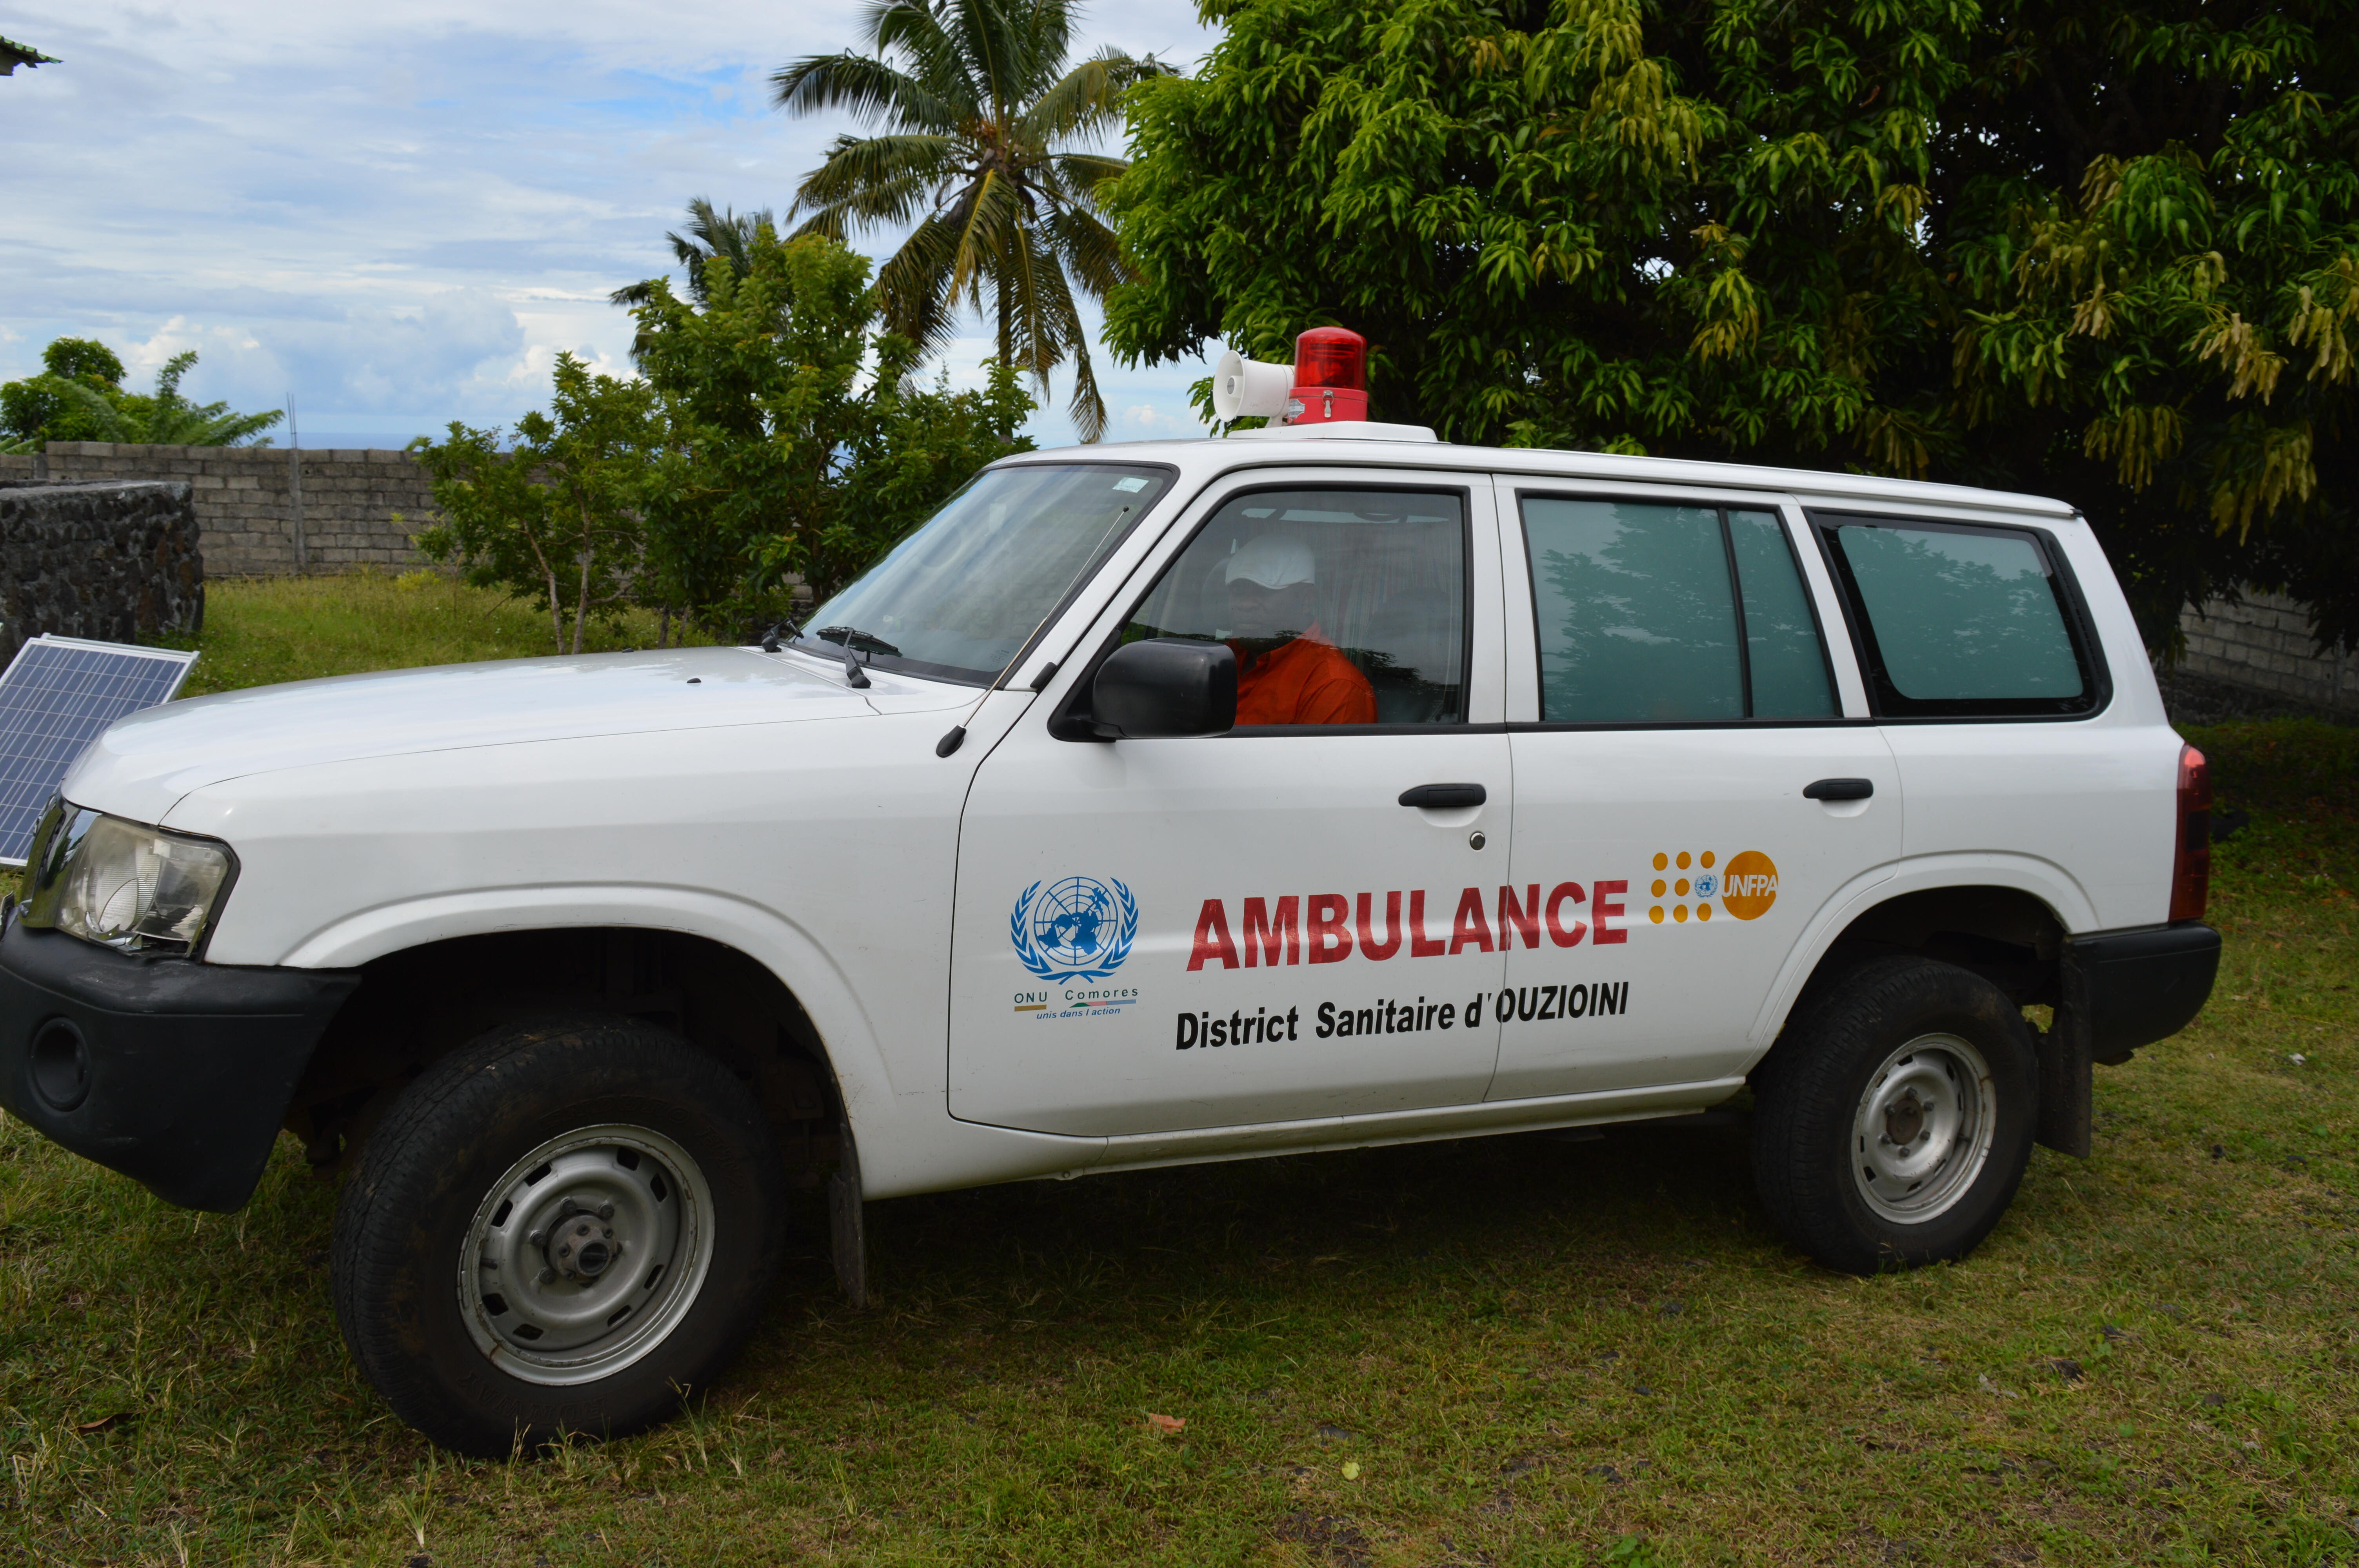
[165,572,720,697]
[2,582,2355,1565]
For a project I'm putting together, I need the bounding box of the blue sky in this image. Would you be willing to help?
[0,0,1224,449]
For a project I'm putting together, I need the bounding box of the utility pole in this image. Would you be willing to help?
[288,399,307,574]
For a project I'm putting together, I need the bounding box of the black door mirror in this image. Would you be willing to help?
[1091,639,1237,738]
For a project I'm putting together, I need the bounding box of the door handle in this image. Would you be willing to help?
[1399,782,1487,809]
[1803,777,1874,801]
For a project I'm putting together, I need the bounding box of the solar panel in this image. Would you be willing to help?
[0,634,199,865]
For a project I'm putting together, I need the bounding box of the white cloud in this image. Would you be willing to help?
[0,0,1225,443]
[1121,401,1205,435]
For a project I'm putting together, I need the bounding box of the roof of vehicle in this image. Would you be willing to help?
[996,427,2079,521]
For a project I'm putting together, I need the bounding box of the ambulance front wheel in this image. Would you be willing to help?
[330,1016,787,1456]
[1749,956,2038,1275]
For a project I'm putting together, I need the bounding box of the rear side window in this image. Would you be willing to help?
[1813,515,2101,718]
[1519,496,1836,724]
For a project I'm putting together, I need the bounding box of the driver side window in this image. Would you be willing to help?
[1121,488,1469,727]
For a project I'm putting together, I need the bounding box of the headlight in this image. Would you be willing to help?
[18,801,236,956]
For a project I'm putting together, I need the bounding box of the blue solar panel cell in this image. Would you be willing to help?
[0,635,198,863]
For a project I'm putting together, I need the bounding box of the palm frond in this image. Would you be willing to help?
[772,52,965,132]
[776,0,1133,439]
[790,134,961,230]
[1018,229,1105,441]
[1019,47,1175,143]
[1041,204,1127,301]
[863,0,985,110]
[943,172,1033,334]
[44,379,133,443]
[1032,152,1129,211]
[874,214,970,358]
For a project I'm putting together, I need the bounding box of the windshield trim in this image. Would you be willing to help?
[794,459,1184,689]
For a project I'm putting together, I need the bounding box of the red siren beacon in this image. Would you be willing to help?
[1289,327,1368,423]
[1211,327,1369,425]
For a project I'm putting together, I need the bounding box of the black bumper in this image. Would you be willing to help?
[0,922,358,1211]
[2072,921,2223,1064]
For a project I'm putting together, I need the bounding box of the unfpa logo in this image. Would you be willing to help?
[1011,876,1140,982]
[1648,849,1778,924]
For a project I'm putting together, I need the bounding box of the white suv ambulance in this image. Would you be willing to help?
[0,332,2220,1455]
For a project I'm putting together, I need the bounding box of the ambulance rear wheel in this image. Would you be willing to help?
[1749,956,2037,1275]
[331,1016,787,1456]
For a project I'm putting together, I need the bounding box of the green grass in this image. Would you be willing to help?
[3,593,2355,1564]
[165,573,719,697]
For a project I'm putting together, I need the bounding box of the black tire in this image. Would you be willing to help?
[1750,956,2037,1275]
[332,1016,787,1456]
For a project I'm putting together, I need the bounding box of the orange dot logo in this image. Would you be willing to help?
[1720,850,1779,920]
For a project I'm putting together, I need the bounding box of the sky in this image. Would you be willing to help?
[0,0,1225,450]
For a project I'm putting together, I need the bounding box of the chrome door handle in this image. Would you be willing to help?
[1803,778,1874,801]
[1399,783,1487,809]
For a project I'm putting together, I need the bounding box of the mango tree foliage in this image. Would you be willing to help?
[628,227,1036,617]
[413,354,661,655]
[417,230,1034,649]
[1105,0,2359,650]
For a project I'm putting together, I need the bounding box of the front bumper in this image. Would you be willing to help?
[0,920,358,1211]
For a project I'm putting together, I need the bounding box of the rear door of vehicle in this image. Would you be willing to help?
[1488,482,1903,1100]
[1803,508,2155,927]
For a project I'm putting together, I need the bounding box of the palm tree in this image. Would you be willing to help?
[609,197,777,309]
[774,0,1173,441]
[47,352,281,446]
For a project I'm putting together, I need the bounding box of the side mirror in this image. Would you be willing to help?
[1092,639,1237,738]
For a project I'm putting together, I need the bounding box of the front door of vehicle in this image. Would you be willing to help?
[1488,487,1903,1101]
[949,475,1512,1137]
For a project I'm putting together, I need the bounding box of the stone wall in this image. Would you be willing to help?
[2176,592,2359,720]
[0,481,205,664]
[0,441,436,577]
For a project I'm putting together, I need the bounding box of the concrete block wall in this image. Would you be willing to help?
[0,442,437,577]
[2177,591,2358,719]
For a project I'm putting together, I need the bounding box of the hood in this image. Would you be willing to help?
[65,645,881,826]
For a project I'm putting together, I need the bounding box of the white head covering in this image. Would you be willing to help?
[1223,534,1317,589]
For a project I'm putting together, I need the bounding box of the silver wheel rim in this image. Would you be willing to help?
[1851,1032,1997,1225]
[457,1123,716,1388]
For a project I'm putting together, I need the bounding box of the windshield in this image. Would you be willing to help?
[796,463,1175,685]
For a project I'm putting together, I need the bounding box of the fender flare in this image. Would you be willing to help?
[277,884,901,1132]
[1747,852,2094,1054]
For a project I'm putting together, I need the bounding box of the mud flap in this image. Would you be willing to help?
[825,1119,868,1308]
[2036,956,2093,1159]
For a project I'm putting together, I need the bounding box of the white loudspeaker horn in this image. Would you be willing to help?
[1212,348,1296,421]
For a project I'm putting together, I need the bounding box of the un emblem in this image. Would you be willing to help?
[1010,876,1139,982]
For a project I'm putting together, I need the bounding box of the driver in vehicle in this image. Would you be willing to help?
[1221,534,1378,726]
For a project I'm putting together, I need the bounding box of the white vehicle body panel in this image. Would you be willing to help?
[48,435,2185,1201]
[948,466,1515,1134]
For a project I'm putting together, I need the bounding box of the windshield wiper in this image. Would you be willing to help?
[810,626,902,657]
[803,625,898,690]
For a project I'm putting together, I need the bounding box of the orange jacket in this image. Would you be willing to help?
[1228,626,1377,726]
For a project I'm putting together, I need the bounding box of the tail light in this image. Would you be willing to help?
[2170,744,2211,922]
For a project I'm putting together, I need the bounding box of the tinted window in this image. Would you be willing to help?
[1521,498,1834,723]
[1729,509,1836,718]
[1819,518,2091,715]
[1524,499,1740,722]
[1124,488,1467,726]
